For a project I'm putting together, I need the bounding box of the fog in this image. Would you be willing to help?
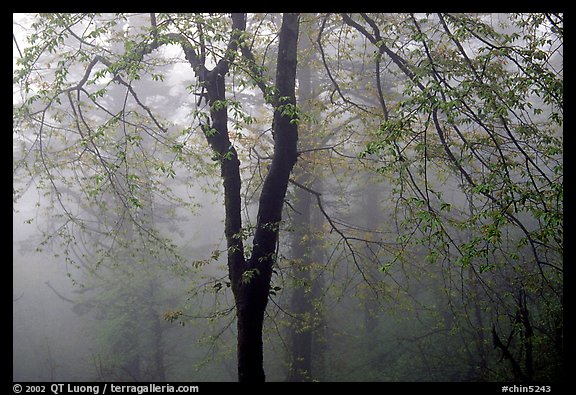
[13,13,563,383]
[14,185,87,380]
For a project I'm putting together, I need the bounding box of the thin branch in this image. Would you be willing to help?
[316,15,372,113]
[288,178,378,296]
[45,281,76,304]
[13,33,23,58]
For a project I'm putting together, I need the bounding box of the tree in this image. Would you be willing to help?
[14,12,300,382]
[285,27,325,380]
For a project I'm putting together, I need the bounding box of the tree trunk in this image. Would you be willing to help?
[235,13,300,382]
[362,181,380,334]
[287,26,319,380]
[236,283,269,381]
[182,12,299,382]
[288,178,314,382]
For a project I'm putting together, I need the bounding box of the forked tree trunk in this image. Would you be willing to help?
[236,13,300,382]
[182,12,299,382]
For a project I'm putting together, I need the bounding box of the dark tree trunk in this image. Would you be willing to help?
[236,13,300,382]
[236,281,269,381]
[181,12,299,382]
